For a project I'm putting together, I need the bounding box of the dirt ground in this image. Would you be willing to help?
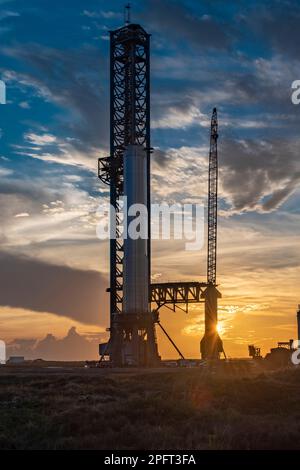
[0,362,299,450]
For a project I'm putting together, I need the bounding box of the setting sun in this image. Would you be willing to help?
[216,323,223,335]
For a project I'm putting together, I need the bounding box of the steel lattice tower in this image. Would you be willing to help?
[98,22,159,366]
[207,108,218,285]
[200,107,224,360]
[109,23,151,316]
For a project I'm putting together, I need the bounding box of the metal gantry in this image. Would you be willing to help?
[98,23,151,321]
[207,108,218,285]
[98,23,157,366]
[151,282,207,313]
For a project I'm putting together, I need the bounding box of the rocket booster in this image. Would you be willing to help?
[123,144,149,315]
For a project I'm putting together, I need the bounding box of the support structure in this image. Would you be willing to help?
[200,284,223,359]
[200,108,223,359]
[151,282,206,312]
[207,108,218,285]
[98,22,159,366]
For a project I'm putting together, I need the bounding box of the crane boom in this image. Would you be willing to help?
[207,108,218,285]
[201,108,223,360]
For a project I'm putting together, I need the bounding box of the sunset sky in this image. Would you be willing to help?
[0,0,300,360]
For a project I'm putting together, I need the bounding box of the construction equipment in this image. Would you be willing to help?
[207,107,218,286]
[200,109,224,360]
[248,344,262,359]
[265,342,294,369]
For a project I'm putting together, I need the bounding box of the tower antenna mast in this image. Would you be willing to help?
[125,3,131,25]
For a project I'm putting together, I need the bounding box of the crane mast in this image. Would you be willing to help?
[200,107,223,360]
[207,108,218,285]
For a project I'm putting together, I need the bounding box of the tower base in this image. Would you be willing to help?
[200,332,223,360]
[110,312,161,367]
[200,284,223,360]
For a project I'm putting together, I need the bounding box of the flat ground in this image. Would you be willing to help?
[0,363,299,450]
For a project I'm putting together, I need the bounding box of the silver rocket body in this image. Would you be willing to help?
[102,23,160,367]
[123,144,149,316]
[110,144,159,366]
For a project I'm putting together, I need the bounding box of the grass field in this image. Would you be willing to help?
[0,364,299,450]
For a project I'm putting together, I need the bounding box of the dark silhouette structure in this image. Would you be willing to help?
[98,19,224,365]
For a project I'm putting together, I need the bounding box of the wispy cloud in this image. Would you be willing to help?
[2,44,109,154]
[0,10,19,20]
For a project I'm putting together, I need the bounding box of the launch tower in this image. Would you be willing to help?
[98,22,160,366]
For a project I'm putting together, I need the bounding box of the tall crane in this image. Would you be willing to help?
[207,108,218,285]
[200,107,224,359]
